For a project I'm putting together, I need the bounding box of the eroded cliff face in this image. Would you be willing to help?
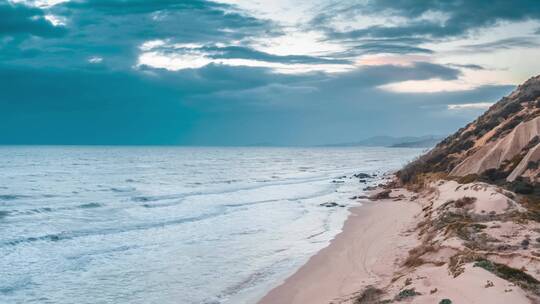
[399,75,540,188]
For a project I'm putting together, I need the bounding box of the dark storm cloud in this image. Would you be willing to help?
[316,0,540,49]
[0,63,297,144]
[201,45,351,64]
[460,37,540,53]
[0,0,524,145]
[335,42,434,56]
[0,1,65,37]
[190,63,512,145]
[447,63,486,71]
[0,60,489,145]
[1,0,279,68]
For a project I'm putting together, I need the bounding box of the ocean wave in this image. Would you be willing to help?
[0,207,229,248]
[0,194,29,201]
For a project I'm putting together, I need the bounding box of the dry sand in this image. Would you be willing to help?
[258,198,421,304]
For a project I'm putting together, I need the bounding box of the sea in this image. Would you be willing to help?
[0,146,422,304]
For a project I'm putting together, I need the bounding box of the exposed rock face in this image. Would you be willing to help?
[451,116,540,178]
[507,142,540,182]
[398,74,540,185]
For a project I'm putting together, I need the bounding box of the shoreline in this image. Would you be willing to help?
[258,179,539,303]
[258,188,422,304]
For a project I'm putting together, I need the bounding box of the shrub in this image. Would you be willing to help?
[454,197,477,208]
[527,161,539,170]
[481,168,508,182]
[474,259,540,292]
[510,179,534,194]
[404,244,435,267]
[355,286,383,304]
[457,174,478,184]
[439,300,452,304]
[395,288,420,301]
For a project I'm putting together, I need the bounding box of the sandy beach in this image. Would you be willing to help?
[259,181,540,304]
[259,194,421,304]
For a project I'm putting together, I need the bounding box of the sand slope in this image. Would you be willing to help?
[451,116,540,177]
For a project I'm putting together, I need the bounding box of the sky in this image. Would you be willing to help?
[1,0,540,145]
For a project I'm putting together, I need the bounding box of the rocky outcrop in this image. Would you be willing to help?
[507,142,540,182]
[451,116,540,177]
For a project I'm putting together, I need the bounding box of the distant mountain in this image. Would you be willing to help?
[324,135,444,148]
[389,136,443,148]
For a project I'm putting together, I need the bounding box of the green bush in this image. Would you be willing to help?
[395,288,420,301]
[474,259,539,291]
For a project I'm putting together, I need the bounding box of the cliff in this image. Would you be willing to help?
[398,75,540,194]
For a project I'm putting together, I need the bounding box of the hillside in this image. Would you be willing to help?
[398,75,540,194]
[350,75,540,303]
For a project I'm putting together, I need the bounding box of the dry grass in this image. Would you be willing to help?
[404,244,437,268]
[454,196,477,208]
[354,286,384,304]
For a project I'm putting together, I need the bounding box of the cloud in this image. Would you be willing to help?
[0,1,65,37]
[459,37,540,52]
[88,56,103,63]
[0,61,495,145]
[334,41,434,56]
[448,102,494,110]
[314,0,540,50]
[0,0,529,145]
[447,63,486,70]
[137,43,352,73]
[2,0,280,69]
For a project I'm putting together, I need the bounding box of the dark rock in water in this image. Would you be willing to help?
[363,186,377,191]
[320,202,339,207]
[79,202,102,209]
[353,173,372,179]
[332,180,345,184]
[339,205,346,207]
[359,179,367,183]
[369,189,391,200]
[350,195,368,200]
